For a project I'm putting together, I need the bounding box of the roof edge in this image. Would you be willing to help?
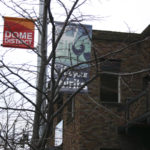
[93,25,150,42]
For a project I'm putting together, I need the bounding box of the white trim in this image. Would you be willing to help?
[118,75,121,103]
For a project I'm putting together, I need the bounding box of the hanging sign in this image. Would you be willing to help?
[55,22,92,93]
[2,17,35,49]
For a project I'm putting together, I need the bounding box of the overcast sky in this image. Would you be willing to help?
[0,0,150,35]
[87,0,150,33]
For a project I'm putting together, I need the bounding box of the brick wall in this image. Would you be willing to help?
[52,26,150,150]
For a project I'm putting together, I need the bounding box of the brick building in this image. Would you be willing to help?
[51,25,150,150]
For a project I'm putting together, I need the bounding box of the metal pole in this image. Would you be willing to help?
[32,0,48,144]
[37,0,47,138]
[37,0,45,71]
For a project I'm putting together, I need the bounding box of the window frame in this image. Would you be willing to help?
[100,59,121,103]
[66,95,75,123]
[56,93,63,123]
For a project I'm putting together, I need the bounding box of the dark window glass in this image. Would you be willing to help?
[66,96,75,123]
[57,94,63,123]
[101,59,121,73]
[143,75,150,90]
[100,59,121,103]
[100,74,118,102]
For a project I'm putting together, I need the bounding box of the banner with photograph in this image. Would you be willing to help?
[3,17,35,49]
[55,22,92,93]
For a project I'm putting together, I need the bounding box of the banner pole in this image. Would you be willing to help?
[37,0,47,137]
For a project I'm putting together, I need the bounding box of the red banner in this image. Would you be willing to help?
[3,17,35,49]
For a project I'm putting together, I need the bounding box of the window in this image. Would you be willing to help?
[100,59,121,103]
[57,93,63,123]
[100,74,120,102]
[143,75,150,90]
[66,95,75,123]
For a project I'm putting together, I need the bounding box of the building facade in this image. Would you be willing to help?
[51,25,150,150]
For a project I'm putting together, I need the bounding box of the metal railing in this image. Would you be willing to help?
[125,84,150,121]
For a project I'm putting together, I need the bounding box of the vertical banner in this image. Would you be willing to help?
[3,17,35,49]
[55,22,92,93]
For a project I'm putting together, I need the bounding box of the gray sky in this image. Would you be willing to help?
[0,0,150,35]
[86,0,150,33]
